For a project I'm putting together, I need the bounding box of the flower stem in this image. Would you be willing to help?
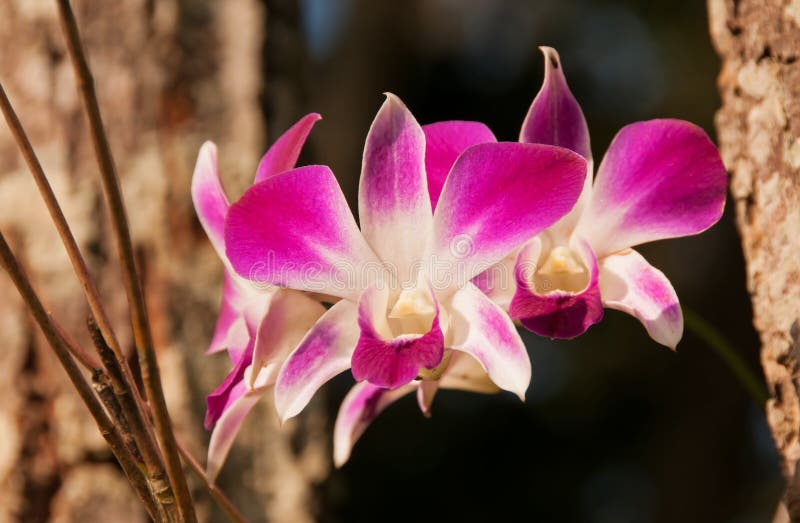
[683,306,769,410]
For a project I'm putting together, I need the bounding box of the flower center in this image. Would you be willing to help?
[387,286,438,336]
[533,245,589,294]
[389,287,436,319]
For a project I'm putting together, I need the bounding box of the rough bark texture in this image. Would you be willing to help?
[708,0,800,486]
[0,1,327,521]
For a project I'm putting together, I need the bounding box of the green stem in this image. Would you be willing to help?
[683,306,769,410]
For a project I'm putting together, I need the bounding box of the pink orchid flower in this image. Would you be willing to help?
[225,94,588,434]
[429,47,727,348]
[192,115,327,480]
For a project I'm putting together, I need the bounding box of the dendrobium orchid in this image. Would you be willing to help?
[431,47,728,348]
[225,95,588,449]
[192,115,326,480]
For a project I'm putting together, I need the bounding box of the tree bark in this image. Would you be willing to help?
[0,1,327,521]
[708,0,800,511]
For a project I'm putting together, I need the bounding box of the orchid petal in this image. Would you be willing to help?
[439,352,501,394]
[576,119,727,257]
[422,121,497,210]
[246,360,284,392]
[520,47,592,161]
[274,300,359,422]
[333,381,414,467]
[351,284,445,389]
[448,282,531,399]
[547,163,594,243]
[509,237,604,339]
[206,383,263,481]
[519,47,594,240]
[599,249,683,349]
[204,343,253,430]
[471,251,517,312]
[416,379,439,417]
[221,318,251,365]
[359,94,432,287]
[255,113,322,183]
[432,142,586,288]
[191,141,229,257]
[208,273,245,355]
[226,165,381,300]
[248,289,326,388]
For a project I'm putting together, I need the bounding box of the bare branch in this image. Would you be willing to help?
[54,1,197,520]
[0,80,178,520]
[176,440,249,523]
[0,82,130,386]
[0,231,160,520]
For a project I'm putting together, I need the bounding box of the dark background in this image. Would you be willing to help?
[264,0,781,521]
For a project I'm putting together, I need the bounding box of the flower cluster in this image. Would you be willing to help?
[192,47,726,475]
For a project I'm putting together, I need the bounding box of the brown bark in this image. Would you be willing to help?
[708,0,800,508]
[0,1,327,521]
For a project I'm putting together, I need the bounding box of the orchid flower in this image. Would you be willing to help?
[429,47,727,348]
[225,95,588,444]
[192,114,327,480]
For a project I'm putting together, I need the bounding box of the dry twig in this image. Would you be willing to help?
[54,1,197,520]
[0,232,160,520]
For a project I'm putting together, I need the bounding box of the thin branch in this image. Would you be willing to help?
[0,231,159,521]
[0,82,131,384]
[52,316,102,371]
[90,324,248,523]
[176,440,249,523]
[91,371,166,521]
[54,2,197,521]
[85,316,178,508]
[0,80,177,518]
[92,370,142,461]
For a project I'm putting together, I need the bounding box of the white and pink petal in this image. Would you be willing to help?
[577,119,727,257]
[333,381,414,467]
[273,300,360,422]
[447,282,531,400]
[438,352,501,395]
[359,94,432,287]
[248,289,326,388]
[208,273,247,355]
[471,251,518,312]
[191,141,229,258]
[598,249,683,349]
[206,382,264,481]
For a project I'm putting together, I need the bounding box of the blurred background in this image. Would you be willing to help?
[0,0,781,522]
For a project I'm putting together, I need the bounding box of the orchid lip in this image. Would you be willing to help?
[509,237,604,339]
[352,281,446,389]
[531,244,590,295]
